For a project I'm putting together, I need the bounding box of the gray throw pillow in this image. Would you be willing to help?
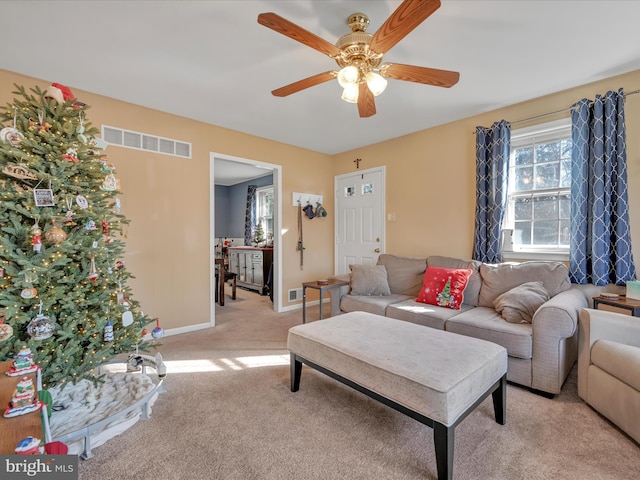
[493,281,549,324]
[349,264,391,296]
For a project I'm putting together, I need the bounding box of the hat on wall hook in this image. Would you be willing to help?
[302,203,315,219]
[315,202,327,218]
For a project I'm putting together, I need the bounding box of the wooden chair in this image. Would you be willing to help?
[215,259,237,306]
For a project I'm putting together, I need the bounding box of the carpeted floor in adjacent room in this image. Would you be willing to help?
[79,288,640,480]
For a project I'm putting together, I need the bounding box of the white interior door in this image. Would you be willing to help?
[335,167,385,275]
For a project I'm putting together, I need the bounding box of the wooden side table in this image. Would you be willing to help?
[0,361,43,453]
[592,295,640,317]
[302,279,350,323]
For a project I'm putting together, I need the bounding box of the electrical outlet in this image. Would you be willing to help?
[387,212,396,222]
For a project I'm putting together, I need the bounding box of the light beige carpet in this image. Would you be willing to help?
[79,289,639,479]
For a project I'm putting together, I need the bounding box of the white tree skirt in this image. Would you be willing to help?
[49,371,158,455]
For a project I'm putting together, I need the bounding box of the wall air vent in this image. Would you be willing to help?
[102,125,191,159]
[288,288,303,302]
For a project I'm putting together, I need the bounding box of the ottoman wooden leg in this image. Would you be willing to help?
[492,374,507,425]
[433,422,454,480]
[290,354,302,392]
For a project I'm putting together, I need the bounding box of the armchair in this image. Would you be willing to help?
[578,308,640,443]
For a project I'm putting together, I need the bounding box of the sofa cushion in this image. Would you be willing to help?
[427,256,482,307]
[478,261,570,308]
[591,339,640,391]
[340,294,411,316]
[445,306,533,359]
[386,299,474,330]
[376,254,426,296]
[349,264,391,296]
[416,267,472,310]
[493,281,549,324]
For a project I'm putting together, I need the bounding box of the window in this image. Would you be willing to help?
[505,119,571,256]
[256,186,274,240]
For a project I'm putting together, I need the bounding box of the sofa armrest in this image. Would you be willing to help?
[329,274,351,317]
[578,308,640,399]
[530,287,588,394]
[532,288,587,338]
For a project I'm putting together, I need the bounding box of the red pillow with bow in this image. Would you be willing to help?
[416,266,472,310]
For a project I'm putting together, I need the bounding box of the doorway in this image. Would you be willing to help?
[209,152,282,327]
[334,166,386,275]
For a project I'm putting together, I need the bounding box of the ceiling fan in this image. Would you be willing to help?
[257,0,459,118]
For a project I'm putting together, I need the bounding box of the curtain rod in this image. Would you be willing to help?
[472,89,640,133]
[510,89,639,126]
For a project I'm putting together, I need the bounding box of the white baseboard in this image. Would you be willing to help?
[162,322,211,337]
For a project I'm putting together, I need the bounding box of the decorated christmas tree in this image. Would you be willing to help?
[0,84,154,387]
[253,222,265,245]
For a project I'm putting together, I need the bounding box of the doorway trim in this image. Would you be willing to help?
[209,152,283,327]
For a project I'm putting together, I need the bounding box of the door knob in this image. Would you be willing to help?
[374,248,380,253]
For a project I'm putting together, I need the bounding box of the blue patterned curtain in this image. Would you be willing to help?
[244,185,257,246]
[570,89,636,285]
[472,120,511,263]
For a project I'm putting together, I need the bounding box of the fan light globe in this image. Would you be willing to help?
[366,71,388,96]
[341,85,359,103]
[337,66,359,88]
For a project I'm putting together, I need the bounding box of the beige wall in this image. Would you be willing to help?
[0,69,335,331]
[3,68,639,332]
[333,69,640,267]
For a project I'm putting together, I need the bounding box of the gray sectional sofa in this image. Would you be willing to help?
[330,254,601,396]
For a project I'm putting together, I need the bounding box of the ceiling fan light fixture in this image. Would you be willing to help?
[366,71,387,96]
[341,85,359,103]
[337,65,359,88]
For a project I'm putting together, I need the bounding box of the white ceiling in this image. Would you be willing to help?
[2,0,640,163]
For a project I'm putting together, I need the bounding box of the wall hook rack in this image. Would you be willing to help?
[292,192,323,207]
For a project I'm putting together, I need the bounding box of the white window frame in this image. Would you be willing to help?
[503,118,571,261]
[256,185,274,240]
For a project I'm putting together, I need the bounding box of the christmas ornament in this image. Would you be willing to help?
[5,346,38,375]
[0,112,24,147]
[37,112,51,132]
[101,160,114,172]
[88,256,99,282]
[4,376,42,418]
[64,196,75,225]
[20,271,38,298]
[62,147,79,163]
[20,288,37,299]
[33,181,55,207]
[89,136,108,150]
[151,319,164,339]
[2,163,38,182]
[44,221,66,244]
[31,220,42,253]
[15,437,43,455]
[84,219,97,230]
[102,220,109,235]
[122,310,134,327]
[104,320,114,342]
[75,194,88,209]
[100,173,118,191]
[45,83,76,104]
[0,322,13,342]
[27,302,55,341]
[77,112,87,143]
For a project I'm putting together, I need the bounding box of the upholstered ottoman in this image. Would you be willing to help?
[287,311,508,480]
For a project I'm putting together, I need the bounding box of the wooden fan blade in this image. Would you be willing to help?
[357,83,376,118]
[369,0,441,54]
[272,71,336,97]
[258,12,342,58]
[383,63,459,88]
